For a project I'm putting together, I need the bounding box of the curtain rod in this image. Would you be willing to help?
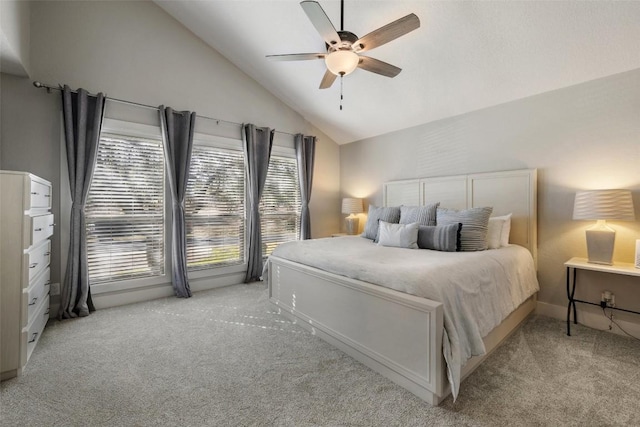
[32,81,298,137]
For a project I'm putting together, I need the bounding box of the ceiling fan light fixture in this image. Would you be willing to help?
[325,50,359,76]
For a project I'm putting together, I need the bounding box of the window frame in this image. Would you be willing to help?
[261,145,301,258]
[186,133,247,280]
[88,118,171,295]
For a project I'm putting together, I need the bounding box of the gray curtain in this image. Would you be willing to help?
[60,85,105,318]
[159,106,196,298]
[243,124,274,283]
[294,134,316,240]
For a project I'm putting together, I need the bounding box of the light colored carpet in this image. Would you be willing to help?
[1,283,639,426]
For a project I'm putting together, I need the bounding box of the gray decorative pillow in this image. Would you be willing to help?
[399,203,440,226]
[362,205,401,241]
[417,223,462,252]
[436,206,493,251]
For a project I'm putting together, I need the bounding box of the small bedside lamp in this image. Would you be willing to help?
[573,189,635,265]
[341,198,363,235]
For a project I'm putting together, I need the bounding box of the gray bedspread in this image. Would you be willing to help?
[266,236,539,400]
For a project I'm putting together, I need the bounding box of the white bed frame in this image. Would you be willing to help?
[268,169,538,405]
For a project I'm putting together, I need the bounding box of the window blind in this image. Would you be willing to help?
[85,133,165,284]
[185,145,245,269]
[260,155,301,256]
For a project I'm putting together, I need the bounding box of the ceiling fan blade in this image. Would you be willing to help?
[357,56,402,78]
[319,69,337,89]
[266,53,326,61]
[300,1,341,47]
[353,13,420,52]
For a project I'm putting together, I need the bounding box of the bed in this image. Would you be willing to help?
[266,169,539,405]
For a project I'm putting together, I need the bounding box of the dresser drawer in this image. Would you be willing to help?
[2,171,52,380]
[29,179,52,210]
[25,214,54,249]
[26,240,51,284]
[23,267,51,326]
[24,294,49,365]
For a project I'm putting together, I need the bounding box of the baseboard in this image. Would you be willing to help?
[49,301,59,321]
[92,284,175,310]
[537,301,640,338]
[91,272,245,310]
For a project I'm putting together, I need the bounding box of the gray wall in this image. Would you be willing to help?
[0,1,340,302]
[341,69,640,324]
[1,73,62,284]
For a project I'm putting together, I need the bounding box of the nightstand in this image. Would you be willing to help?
[565,257,640,336]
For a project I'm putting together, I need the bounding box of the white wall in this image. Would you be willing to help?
[308,124,341,238]
[341,69,640,329]
[0,0,340,309]
[0,0,31,76]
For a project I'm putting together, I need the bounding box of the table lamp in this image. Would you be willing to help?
[341,198,363,235]
[572,189,635,265]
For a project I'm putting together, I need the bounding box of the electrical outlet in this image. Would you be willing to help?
[50,282,61,296]
[608,293,616,308]
[601,290,615,308]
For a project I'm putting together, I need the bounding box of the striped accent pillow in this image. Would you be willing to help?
[437,206,493,251]
[399,203,439,226]
[362,205,401,241]
[417,223,462,252]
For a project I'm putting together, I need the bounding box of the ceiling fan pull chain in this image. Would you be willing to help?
[340,74,344,110]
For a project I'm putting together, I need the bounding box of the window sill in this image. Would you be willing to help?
[188,263,246,279]
[91,263,247,295]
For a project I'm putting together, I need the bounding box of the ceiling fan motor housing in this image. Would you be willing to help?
[326,31,359,52]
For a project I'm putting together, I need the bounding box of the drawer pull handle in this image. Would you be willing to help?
[46,281,51,285]
[34,228,43,232]
[30,192,39,195]
[45,309,50,315]
[50,223,55,227]
[29,263,38,269]
[44,194,51,198]
[29,297,38,306]
[45,252,51,256]
[28,332,38,343]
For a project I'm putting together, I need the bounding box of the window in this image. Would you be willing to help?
[84,120,303,288]
[85,132,165,284]
[260,155,302,257]
[185,143,245,270]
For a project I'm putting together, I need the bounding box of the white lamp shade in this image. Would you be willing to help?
[573,190,635,221]
[341,198,363,215]
[325,50,359,76]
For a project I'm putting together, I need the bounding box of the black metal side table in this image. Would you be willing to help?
[565,257,640,336]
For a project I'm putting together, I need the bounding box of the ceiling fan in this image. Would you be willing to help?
[266,0,420,90]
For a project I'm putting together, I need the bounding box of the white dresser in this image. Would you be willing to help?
[1,171,54,380]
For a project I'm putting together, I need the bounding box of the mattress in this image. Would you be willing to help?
[267,235,540,398]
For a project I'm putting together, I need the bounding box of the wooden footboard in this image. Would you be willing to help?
[268,256,537,405]
[268,256,446,404]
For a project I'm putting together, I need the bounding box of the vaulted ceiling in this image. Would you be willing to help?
[155,1,640,145]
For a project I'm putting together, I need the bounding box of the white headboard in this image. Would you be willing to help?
[383,169,537,263]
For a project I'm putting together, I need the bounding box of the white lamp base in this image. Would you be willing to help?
[585,221,616,265]
[345,216,359,235]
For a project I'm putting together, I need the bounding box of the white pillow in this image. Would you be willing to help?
[499,214,512,247]
[487,214,512,249]
[377,221,419,249]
